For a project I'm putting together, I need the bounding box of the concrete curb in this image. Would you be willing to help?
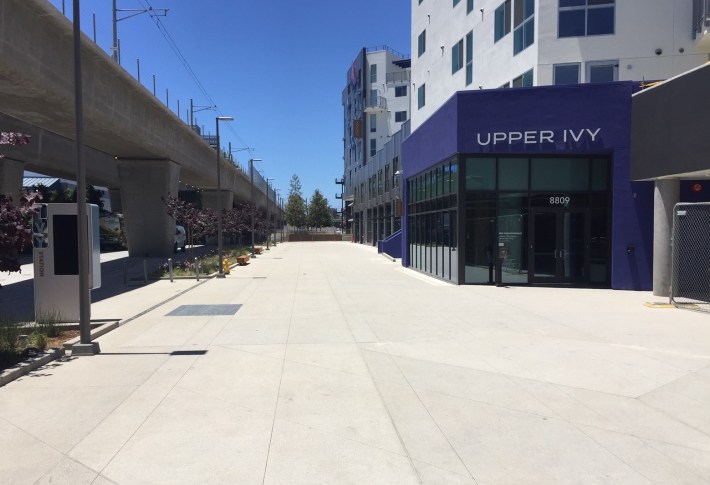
[0,348,66,387]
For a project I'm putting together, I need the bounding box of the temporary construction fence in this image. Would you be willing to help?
[671,202,710,312]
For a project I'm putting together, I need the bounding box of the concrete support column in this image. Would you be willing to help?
[653,178,680,297]
[108,188,122,213]
[0,158,24,197]
[117,159,180,257]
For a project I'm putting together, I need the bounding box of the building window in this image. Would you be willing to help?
[378,169,384,194]
[393,157,399,188]
[513,0,534,55]
[559,0,615,38]
[418,84,426,109]
[586,60,618,83]
[385,165,390,192]
[452,38,464,74]
[418,30,427,57]
[553,63,580,85]
[369,113,376,133]
[465,31,473,86]
[512,68,533,87]
[370,64,377,83]
[467,0,474,14]
[494,0,511,42]
[395,85,408,97]
[370,139,377,157]
[395,111,407,122]
[454,0,461,6]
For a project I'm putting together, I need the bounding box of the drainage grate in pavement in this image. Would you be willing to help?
[166,304,241,316]
[171,350,208,356]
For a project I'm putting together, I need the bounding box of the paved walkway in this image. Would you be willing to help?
[1,242,710,484]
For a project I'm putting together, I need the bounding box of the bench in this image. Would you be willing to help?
[236,254,249,266]
[253,247,264,255]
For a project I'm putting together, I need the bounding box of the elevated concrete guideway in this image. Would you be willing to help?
[0,0,275,256]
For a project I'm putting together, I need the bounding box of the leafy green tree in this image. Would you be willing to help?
[307,189,331,230]
[284,175,306,229]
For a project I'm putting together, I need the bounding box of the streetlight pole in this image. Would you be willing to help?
[266,178,274,250]
[216,116,233,278]
[72,0,98,355]
[249,158,262,256]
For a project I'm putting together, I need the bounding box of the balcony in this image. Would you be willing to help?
[386,71,411,84]
[364,96,387,113]
[694,0,710,52]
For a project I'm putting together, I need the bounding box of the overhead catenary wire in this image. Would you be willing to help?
[136,0,253,152]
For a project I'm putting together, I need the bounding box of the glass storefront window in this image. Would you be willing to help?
[464,192,497,284]
[466,158,496,191]
[531,157,589,191]
[499,158,529,190]
[591,158,608,190]
[498,193,529,284]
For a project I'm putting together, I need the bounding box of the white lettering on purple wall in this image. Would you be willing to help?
[475,128,602,146]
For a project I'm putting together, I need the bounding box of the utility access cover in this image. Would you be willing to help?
[166,304,241,316]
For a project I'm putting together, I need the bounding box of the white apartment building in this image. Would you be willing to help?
[342,46,411,243]
[411,0,710,130]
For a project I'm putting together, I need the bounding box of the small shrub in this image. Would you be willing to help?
[0,317,20,354]
[0,318,22,369]
[29,331,47,351]
[35,309,62,338]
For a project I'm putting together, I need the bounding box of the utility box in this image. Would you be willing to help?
[33,203,101,322]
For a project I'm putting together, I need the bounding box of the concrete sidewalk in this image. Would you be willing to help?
[1,242,709,484]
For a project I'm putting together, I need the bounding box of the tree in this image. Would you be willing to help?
[162,194,217,256]
[0,132,30,158]
[1,132,36,280]
[284,174,306,229]
[307,189,331,230]
[0,192,42,277]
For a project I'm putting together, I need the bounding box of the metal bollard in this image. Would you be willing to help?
[168,258,173,282]
[195,257,200,281]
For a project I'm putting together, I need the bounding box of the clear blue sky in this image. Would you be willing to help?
[46,0,411,208]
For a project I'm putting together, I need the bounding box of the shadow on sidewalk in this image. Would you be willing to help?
[0,245,219,322]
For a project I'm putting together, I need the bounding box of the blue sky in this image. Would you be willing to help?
[46,0,411,207]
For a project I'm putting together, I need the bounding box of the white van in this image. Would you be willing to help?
[174,225,187,253]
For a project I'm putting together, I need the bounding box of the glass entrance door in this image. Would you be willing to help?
[530,209,588,283]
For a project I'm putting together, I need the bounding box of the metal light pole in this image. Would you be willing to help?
[215,116,233,278]
[266,178,274,250]
[249,158,262,256]
[72,0,98,355]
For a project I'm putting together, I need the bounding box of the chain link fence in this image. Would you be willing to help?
[671,202,710,312]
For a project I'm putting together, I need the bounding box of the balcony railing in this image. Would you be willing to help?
[366,45,408,58]
[364,96,387,112]
[694,0,710,36]
[386,71,411,84]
